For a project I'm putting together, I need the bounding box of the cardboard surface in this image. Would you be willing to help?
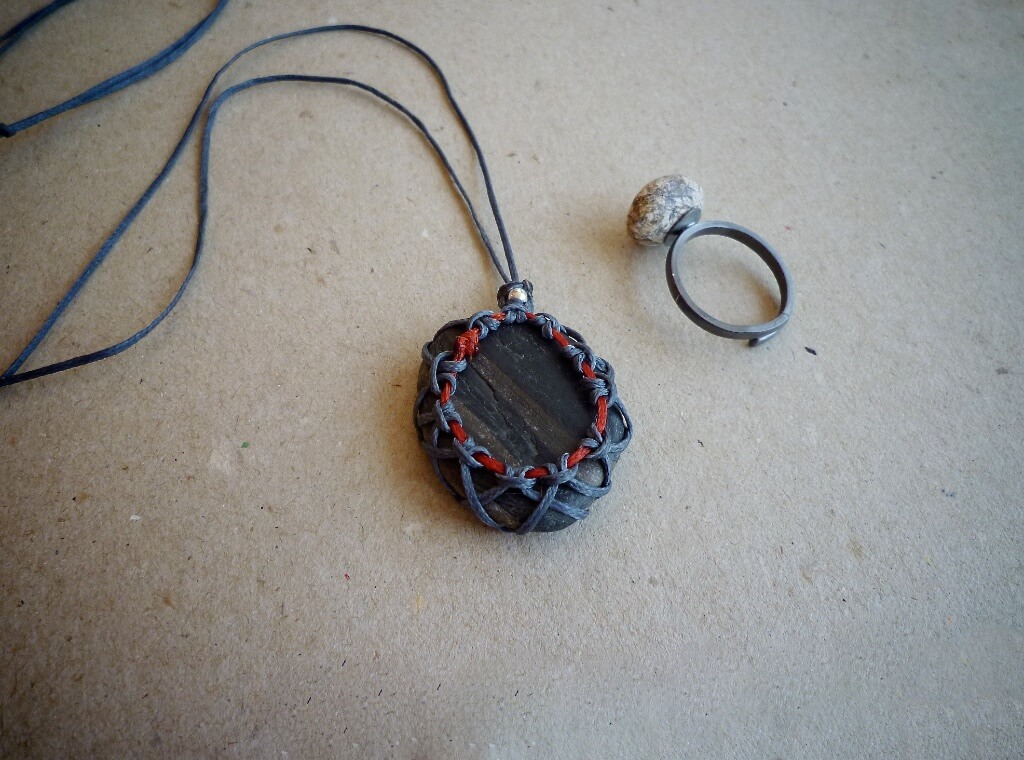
[1,0,1022,756]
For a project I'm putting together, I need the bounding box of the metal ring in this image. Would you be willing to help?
[666,220,794,345]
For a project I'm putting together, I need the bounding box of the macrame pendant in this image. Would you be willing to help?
[415,282,632,533]
[0,15,634,535]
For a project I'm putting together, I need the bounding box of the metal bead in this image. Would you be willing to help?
[497,280,534,310]
[506,286,529,303]
[627,175,704,247]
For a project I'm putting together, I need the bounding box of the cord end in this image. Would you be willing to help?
[0,123,14,138]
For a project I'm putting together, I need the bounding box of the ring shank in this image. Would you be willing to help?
[665,220,794,344]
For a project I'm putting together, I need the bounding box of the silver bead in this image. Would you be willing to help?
[627,175,704,247]
[506,286,529,303]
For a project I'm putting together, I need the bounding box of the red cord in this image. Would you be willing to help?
[444,311,608,478]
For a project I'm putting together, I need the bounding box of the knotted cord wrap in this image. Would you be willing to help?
[415,295,633,533]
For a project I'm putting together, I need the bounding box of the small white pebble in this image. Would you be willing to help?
[422,229,430,238]
[130,515,141,521]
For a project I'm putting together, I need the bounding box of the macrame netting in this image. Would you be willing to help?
[415,301,632,533]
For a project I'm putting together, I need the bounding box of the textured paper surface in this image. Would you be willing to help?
[1,0,1022,757]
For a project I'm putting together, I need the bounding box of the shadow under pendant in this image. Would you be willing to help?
[415,281,632,533]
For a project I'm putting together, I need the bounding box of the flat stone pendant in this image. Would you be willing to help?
[414,282,632,533]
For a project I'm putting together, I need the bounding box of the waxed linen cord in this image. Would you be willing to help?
[0,17,522,387]
[0,0,230,137]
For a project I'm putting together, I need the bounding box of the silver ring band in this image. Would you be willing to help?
[666,220,794,345]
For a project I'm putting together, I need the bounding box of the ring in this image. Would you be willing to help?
[665,220,794,345]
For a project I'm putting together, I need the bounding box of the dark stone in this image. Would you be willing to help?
[416,317,628,532]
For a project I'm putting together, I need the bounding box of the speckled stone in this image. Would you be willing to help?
[627,175,704,246]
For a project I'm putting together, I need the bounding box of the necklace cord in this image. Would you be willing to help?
[0,21,521,388]
[0,0,230,137]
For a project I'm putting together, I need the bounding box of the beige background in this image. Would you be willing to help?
[1,0,1022,757]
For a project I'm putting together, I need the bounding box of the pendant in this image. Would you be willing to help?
[415,282,632,533]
